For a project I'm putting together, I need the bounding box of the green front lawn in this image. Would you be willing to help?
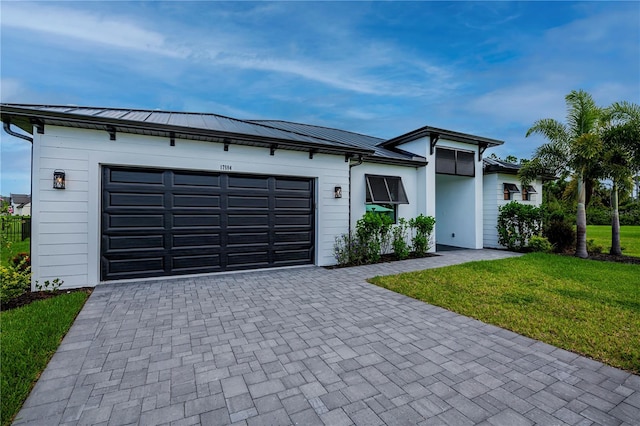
[587,225,640,257]
[369,253,640,374]
[0,292,89,426]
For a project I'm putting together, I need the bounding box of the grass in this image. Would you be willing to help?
[1,238,30,268]
[369,253,640,374]
[587,225,640,257]
[0,292,89,426]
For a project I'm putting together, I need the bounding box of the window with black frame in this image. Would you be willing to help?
[365,174,409,223]
[435,147,475,177]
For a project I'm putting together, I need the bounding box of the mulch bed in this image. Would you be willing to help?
[586,253,640,265]
[1,288,93,311]
[325,252,439,269]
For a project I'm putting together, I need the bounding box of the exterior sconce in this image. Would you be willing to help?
[334,186,342,198]
[53,170,66,189]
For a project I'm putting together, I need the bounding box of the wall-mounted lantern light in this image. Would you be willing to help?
[53,170,66,189]
[334,186,342,198]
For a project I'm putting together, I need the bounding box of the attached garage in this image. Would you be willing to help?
[102,166,315,280]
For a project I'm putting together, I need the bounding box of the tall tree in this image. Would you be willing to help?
[600,101,640,255]
[519,90,602,258]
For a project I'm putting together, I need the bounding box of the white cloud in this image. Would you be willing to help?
[1,3,187,58]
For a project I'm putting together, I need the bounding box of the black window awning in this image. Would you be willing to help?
[504,183,520,193]
[366,175,409,204]
[524,185,537,193]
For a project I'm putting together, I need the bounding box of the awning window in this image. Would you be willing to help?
[365,175,409,204]
[524,185,537,193]
[504,183,520,193]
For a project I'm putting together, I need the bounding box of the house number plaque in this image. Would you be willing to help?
[220,165,232,171]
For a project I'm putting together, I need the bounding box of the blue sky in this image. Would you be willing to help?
[1,1,639,196]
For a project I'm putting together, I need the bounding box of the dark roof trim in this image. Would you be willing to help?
[1,104,374,157]
[380,125,503,150]
[360,154,427,167]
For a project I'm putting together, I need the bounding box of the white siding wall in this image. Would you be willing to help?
[482,172,543,249]
[31,126,350,289]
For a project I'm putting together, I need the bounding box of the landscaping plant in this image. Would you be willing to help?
[391,218,410,260]
[409,214,436,256]
[497,201,543,251]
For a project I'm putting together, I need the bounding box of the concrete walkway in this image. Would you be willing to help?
[14,250,639,425]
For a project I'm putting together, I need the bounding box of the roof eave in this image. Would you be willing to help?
[381,125,504,149]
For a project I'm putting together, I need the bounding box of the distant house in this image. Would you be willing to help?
[10,193,31,216]
[482,158,543,249]
[2,103,518,289]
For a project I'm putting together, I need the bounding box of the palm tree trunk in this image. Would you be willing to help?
[610,182,622,255]
[576,174,589,258]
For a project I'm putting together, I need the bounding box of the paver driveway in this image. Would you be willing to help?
[14,250,640,425]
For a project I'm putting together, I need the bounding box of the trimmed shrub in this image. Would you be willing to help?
[586,239,603,255]
[528,236,552,253]
[409,214,436,257]
[392,218,410,260]
[543,219,576,253]
[497,202,543,251]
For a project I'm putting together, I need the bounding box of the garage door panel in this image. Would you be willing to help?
[173,214,220,228]
[274,231,312,243]
[109,193,165,207]
[275,179,311,191]
[274,249,314,263]
[106,257,165,274]
[227,251,269,267]
[275,214,312,226]
[109,169,164,185]
[173,172,220,187]
[106,235,164,251]
[275,197,312,209]
[228,215,269,227]
[172,194,220,208]
[228,176,268,189]
[173,234,220,248]
[102,166,314,280]
[227,232,269,245]
[171,254,220,271]
[228,196,269,208]
[108,214,165,229]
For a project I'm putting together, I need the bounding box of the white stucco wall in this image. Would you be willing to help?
[31,125,350,289]
[482,172,543,249]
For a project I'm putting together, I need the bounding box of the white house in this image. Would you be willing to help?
[10,193,31,216]
[2,103,508,289]
[482,157,543,249]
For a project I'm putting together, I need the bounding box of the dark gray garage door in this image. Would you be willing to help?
[101,166,314,280]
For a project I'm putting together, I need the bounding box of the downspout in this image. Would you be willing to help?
[348,155,364,233]
[3,119,34,143]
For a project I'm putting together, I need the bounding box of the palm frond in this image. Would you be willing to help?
[565,89,601,137]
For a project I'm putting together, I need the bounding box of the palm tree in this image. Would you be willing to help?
[520,90,602,258]
[600,101,640,255]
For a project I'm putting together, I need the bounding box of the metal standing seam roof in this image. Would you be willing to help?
[2,103,499,166]
[0,104,374,157]
[483,157,522,174]
[250,120,427,165]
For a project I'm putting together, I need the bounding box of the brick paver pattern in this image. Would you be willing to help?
[13,250,640,425]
